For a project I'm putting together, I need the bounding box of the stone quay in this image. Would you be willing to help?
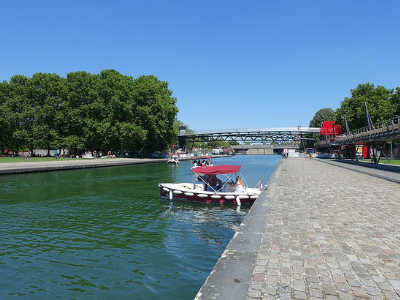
[196,158,400,300]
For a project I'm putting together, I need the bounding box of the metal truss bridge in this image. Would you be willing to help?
[178,127,320,149]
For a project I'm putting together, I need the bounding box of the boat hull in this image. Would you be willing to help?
[158,183,260,205]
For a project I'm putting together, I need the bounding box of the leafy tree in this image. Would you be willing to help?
[97,69,146,153]
[0,70,179,156]
[335,83,395,131]
[61,71,100,153]
[4,75,32,153]
[0,81,12,151]
[309,108,335,128]
[132,75,178,153]
[229,140,239,146]
[29,73,65,155]
[391,87,400,116]
[207,139,231,149]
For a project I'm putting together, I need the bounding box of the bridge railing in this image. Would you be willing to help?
[180,127,320,136]
[348,115,399,136]
[315,115,400,147]
[231,143,299,149]
[337,115,400,142]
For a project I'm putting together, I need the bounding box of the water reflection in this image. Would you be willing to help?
[0,155,280,299]
[159,201,247,247]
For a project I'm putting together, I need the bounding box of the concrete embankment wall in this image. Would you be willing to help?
[245,148,274,155]
[0,158,166,175]
[195,159,283,299]
[0,155,231,175]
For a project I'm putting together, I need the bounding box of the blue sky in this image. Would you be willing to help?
[1,1,399,131]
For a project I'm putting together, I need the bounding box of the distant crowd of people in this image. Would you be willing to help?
[192,160,211,167]
[1,147,123,160]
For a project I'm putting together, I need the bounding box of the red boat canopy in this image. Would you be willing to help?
[192,165,241,175]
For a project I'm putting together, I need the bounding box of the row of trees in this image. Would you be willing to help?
[0,69,178,156]
[309,83,400,143]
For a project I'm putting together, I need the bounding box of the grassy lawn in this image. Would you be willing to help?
[377,158,400,166]
[0,156,79,163]
[358,158,400,166]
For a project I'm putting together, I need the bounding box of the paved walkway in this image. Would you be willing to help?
[0,158,166,175]
[0,155,228,175]
[196,158,400,300]
[318,158,400,184]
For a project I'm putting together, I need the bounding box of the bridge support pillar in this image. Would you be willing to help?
[178,136,187,151]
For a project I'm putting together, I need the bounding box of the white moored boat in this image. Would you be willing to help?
[167,154,179,164]
[158,165,263,205]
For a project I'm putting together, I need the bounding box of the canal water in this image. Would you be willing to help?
[0,155,281,300]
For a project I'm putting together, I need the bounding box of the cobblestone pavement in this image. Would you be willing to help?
[247,158,400,300]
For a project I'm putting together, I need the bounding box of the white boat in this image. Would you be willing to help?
[167,154,179,164]
[158,165,263,205]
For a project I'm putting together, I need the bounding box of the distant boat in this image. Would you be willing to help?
[167,154,179,164]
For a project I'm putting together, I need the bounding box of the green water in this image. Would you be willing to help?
[0,155,281,299]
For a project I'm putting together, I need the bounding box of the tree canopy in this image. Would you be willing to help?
[335,83,397,131]
[308,108,336,145]
[308,82,400,149]
[0,70,178,156]
[309,83,399,134]
[309,108,336,128]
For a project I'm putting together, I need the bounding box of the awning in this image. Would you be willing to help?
[192,165,241,175]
